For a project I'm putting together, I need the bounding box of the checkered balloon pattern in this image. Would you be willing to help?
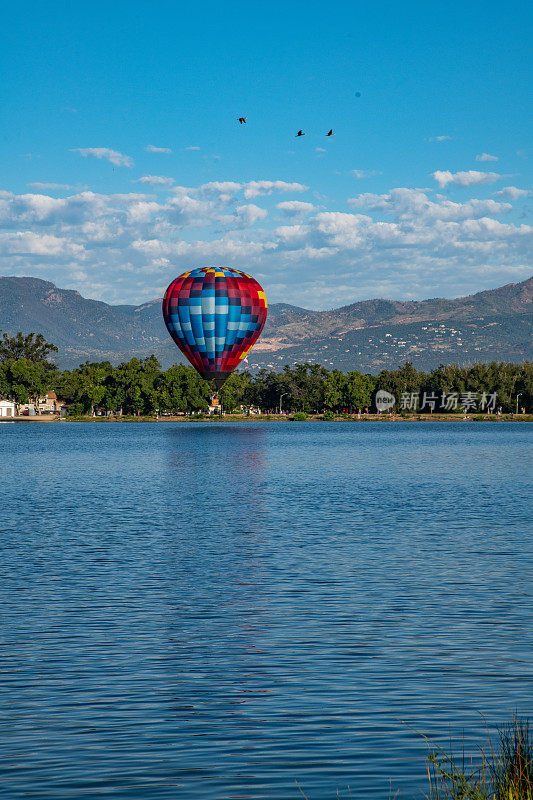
[162,267,268,388]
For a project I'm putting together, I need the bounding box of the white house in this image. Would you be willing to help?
[0,400,16,418]
[38,391,65,414]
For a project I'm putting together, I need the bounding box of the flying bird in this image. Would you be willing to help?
[326,129,335,136]
[237,117,247,124]
[296,130,306,136]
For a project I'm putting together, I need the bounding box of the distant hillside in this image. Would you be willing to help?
[0,275,531,372]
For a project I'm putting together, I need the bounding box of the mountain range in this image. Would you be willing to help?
[0,275,531,372]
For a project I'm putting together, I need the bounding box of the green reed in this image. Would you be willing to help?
[420,716,531,800]
[294,716,531,799]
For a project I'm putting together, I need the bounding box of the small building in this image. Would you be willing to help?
[0,400,16,418]
[37,391,65,414]
[208,395,222,415]
[17,391,66,415]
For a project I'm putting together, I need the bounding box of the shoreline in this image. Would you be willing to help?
[4,413,532,424]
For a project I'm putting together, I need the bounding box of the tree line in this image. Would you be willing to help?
[0,332,531,414]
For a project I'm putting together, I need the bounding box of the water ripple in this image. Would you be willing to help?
[1,422,532,798]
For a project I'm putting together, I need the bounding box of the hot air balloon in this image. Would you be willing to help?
[162,267,267,390]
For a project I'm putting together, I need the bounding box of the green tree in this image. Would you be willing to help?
[0,332,58,364]
[156,365,186,413]
[280,363,328,412]
[375,361,423,398]
[323,369,346,410]
[346,371,374,410]
[219,371,252,411]
[179,367,212,412]
[58,361,112,414]
[0,358,57,404]
[110,357,162,414]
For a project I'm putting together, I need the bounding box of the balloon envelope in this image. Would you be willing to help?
[162,267,267,389]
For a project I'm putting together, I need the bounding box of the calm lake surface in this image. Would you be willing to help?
[1,421,532,799]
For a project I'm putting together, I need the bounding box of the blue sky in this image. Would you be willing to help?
[0,0,531,307]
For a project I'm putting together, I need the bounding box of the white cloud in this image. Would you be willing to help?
[0,179,530,306]
[28,182,74,191]
[352,169,382,179]
[313,211,369,241]
[348,188,511,221]
[194,181,242,198]
[131,235,268,261]
[145,145,172,153]
[185,146,200,151]
[163,193,220,227]
[476,153,498,162]
[276,200,316,218]
[134,175,174,186]
[234,204,268,227]
[274,223,312,246]
[0,189,155,229]
[0,231,84,257]
[169,180,307,202]
[493,186,528,199]
[161,185,269,229]
[126,201,161,223]
[243,180,308,199]
[0,191,67,225]
[432,170,501,188]
[168,180,309,211]
[429,135,452,142]
[315,147,326,153]
[458,217,531,239]
[72,148,134,167]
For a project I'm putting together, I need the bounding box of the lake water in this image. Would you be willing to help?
[1,421,532,799]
